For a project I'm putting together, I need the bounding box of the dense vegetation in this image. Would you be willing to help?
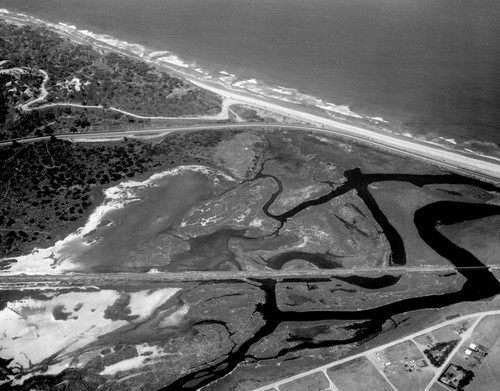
[424,340,459,367]
[0,130,236,257]
[455,365,475,391]
[0,20,222,140]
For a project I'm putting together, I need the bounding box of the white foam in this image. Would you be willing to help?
[316,102,362,118]
[270,86,294,95]
[439,136,457,145]
[233,78,258,88]
[220,76,235,84]
[61,28,146,57]
[58,22,76,29]
[0,8,10,14]
[147,51,171,58]
[78,29,94,37]
[215,73,365,120]
[369,116,389,123]
[156,55,189,68]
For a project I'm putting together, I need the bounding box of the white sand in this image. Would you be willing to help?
[1,287,184,383]
[159,304,190,327]
[0,290,127,368]
[128,288,180,320]
[1,178,141,275]
[100,343,167,376]
[100,355,146,376]
[1,165,234,275]
[185,78,500,181]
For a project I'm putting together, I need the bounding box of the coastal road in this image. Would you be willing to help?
[2,10,499,182]
[2,122,500,184]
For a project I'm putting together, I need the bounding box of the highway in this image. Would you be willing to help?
[2,122,500,184]
[1,265,499,285]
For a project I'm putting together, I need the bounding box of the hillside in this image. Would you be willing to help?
[0,20,222,139]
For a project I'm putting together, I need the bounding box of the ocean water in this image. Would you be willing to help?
[1,0,500,151]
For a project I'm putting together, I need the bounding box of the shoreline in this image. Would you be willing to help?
[1,9,499,156]
[0,165,235,276]
[1,9,500,181]
[177,80,500,182]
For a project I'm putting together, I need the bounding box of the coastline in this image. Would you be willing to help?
[1,9,500,181]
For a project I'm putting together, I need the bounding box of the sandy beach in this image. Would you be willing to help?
[184,77,500,182]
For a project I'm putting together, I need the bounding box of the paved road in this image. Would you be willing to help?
[421,316,482,391]
[1,265,498,284]
[2,123,500,184]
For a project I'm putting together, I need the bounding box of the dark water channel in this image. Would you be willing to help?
[157,169,500,391]
[267,251,343,270]
[13,168,500,391]
[256,168,498,267]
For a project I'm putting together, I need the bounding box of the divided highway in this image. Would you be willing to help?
[2,122,500,184]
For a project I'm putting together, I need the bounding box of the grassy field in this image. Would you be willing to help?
[428,382,449,391]
[278,372,330,391]
[381,340,434,391]
[414,318,474,349]
[370,182,455,267]
[439,215,500,266]
[326,357,393,391]
[448,315,500,391]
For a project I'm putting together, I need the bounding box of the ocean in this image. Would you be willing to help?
[1,0,500,154]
